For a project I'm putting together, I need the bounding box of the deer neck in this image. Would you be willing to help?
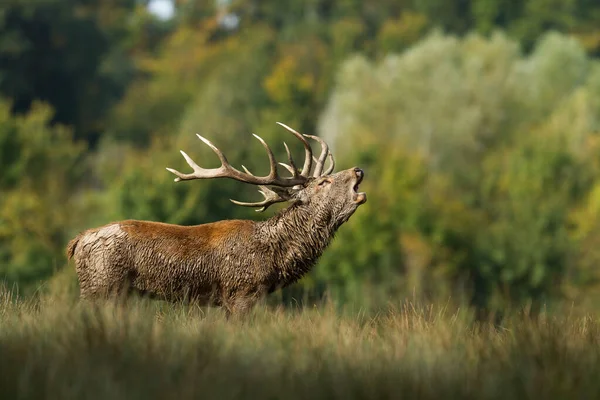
[257,202,338,286]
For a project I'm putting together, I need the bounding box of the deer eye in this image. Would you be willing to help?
[318,178,331,186]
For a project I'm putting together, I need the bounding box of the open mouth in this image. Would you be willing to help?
[352,168,367,204]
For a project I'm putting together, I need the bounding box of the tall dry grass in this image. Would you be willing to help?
[1,285,600,399]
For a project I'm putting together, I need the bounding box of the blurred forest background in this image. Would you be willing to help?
[2,0,600,315]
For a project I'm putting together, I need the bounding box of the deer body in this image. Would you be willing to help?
[67,123,366,315]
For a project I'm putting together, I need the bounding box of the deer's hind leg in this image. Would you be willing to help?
[75,248,133,302]
[70,224,134,303]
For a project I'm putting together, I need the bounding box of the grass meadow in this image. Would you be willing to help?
[1,283,600,400]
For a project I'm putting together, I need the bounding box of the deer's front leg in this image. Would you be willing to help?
[224,288,266,319]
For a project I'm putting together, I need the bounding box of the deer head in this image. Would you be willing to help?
[166,122,367,224]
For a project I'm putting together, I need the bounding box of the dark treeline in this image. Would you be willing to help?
[2,0,600,314]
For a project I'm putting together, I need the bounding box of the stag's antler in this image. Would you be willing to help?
[166,122,335,211]
[229,185,293,212]
[276,123,335,177]
[166,133,309,187]
[305,135,335,177]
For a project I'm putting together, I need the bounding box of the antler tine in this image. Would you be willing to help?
[278,162,295,175]
[230,186,290,212]
[304,134,330,177]
[323,152,335,175]
[252,134,279,179]
[276,122,313,177]
[241,165,256,176]
[281,142,299,178]
[165,134,231,182]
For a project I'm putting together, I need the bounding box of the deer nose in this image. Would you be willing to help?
[354,168,364,181]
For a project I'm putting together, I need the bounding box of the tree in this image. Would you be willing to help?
[0,0,148,144]
[318,31,600,310]
[0,99,86,289]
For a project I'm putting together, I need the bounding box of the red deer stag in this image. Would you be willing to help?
[67,122,366,316]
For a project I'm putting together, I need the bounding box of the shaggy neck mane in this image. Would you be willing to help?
[256,201,340,289]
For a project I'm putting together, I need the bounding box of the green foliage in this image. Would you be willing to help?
[320,31,600,310]
[0,0,151,143]
[4,0,600,313]
[98,26,277,225]
[0,99,85,287]
[411,0,471,33]
[314,148,432,305]
[376,12,430,54]
[471,132,582,308]
[105,21,229,147]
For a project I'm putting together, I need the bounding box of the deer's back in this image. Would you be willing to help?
[71,219,258,301]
